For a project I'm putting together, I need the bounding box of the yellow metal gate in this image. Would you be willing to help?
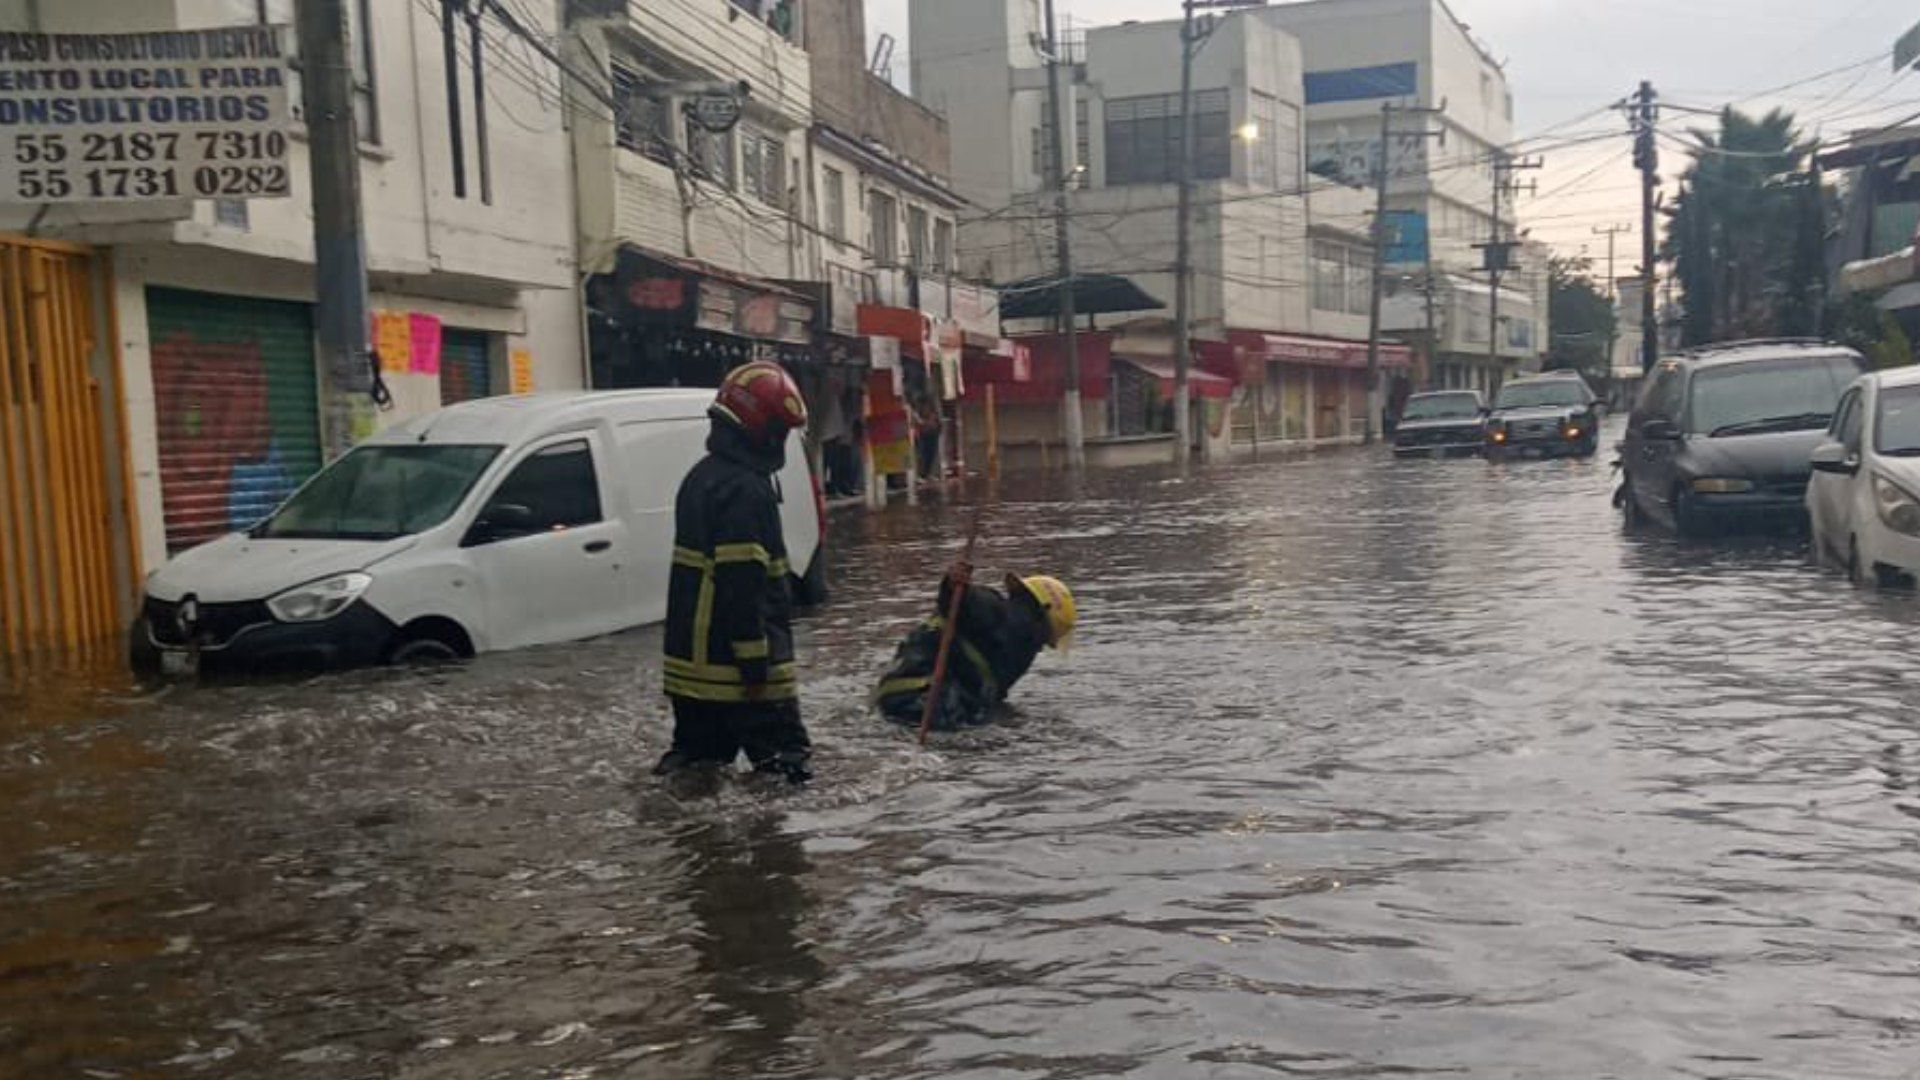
[0,236,136,660]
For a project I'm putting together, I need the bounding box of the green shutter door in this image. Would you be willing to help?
[147,287,321,554]
[440,328,494,405]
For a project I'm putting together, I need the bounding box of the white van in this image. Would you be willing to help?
[133,390,827,675]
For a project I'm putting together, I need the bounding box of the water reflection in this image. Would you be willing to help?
[9,426,1920,1077]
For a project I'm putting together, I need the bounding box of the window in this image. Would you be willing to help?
[1874,385,1920,455]
[1274,100,1301,190]
[908,205,930,269]
[1688,357,1861,437]
[741,129,785,206]
[685,116,735,188]
[1249,93,1276,187]
[868,189,898,264]
[1311,241,1372,314]
[933,219,954,272]
[613,65,673,164]
[1835,389,1864,452]
[255,0,376,142]
[478,440,603,539]
[1036,96,1091,182]
[1312,241,1344,312]
[1105,90,1229,186]
[260,445,502,541]
[1345,247,1371,315]
[823,166,847,241]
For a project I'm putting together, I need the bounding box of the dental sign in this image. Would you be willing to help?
[0,27,292,204]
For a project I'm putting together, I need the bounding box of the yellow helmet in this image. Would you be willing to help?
[1009,574,1077,647]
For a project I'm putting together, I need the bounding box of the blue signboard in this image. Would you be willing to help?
[1382,209,1429,265]
[1304,62,1419,105]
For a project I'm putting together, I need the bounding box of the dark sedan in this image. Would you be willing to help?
[1618,340,1866,536]
[1485,373,1602,459]
[1393,390,1488,456]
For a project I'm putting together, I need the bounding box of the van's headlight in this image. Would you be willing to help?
[1873,475,1920,536]
[267,573,372,623]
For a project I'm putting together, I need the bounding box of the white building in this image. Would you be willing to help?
[1263,0,1546,393]
[566,0,820,391]
[911,0,1402,459]
[0,0,584,575]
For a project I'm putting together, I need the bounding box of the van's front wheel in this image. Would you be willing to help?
[387,621,472,666]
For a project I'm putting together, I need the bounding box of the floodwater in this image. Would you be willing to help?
[8,424,1920,1079]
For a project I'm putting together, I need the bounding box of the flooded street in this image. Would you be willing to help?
[10,428,1920,1079]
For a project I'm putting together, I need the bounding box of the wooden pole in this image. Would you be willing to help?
[985,382,1000,479]
[918,511,983,746]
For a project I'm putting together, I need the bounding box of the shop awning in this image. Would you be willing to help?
[999,274,1167,320]
[1115,355,1234,399]
[1228,331,1413,371]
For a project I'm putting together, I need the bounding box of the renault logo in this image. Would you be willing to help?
[176,595,200,637]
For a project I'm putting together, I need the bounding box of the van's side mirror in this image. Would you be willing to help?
[1810,441,1860,476]
[1641,418,1681,441]
[467,503,536,545]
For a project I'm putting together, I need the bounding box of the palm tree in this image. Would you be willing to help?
[1664,108,1822,346]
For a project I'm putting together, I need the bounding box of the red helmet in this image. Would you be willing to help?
[711,360,809,446]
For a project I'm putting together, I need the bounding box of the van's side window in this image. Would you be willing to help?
[1835,389,1864,451]
[484,440,603,532]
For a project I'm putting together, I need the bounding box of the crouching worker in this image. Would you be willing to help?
[874,563,1076,731]
[656,361,814,784]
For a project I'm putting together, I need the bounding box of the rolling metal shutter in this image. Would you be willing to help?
[147,287,321,554]
[440,328,493,405]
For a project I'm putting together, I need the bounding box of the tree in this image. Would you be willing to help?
[1547,254,1615,377]
[1663,107,1827,346]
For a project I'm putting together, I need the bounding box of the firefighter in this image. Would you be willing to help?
[656,361,813,784]
[873,562,1076,731]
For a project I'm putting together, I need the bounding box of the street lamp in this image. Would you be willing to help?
[1237,121,1260,142]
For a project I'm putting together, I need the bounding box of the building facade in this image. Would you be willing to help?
[1264,0,1545,395]
[0,0,583,592]
[911,0,1403,462]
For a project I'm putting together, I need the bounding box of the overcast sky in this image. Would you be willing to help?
[866,0,1920,263]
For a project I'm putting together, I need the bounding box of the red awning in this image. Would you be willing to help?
[1228,331,1412,371]
[1115,355,1234,399]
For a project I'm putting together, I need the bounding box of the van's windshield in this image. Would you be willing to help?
[256,445,502,541]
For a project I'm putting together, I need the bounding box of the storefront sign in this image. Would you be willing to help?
[408,313,442,376]
[1382,210,1429,266]
[1008,340,1032,383]
[949,281,1002,342]
[688,91,743,134]
[510,349,535,394]
[373,310,411,374]
[0,27,293,204]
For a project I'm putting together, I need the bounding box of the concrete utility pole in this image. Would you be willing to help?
[1486,151,1539,391]
[1632,80,1659,372]
[1364,100,1445,442]
[1173,0,1264,465]
[1043,0,1084,471]
[1594,222,1631,372]
[297,0,374,456]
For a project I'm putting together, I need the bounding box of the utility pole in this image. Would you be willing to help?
[1485,151,1539,393]
[1173,0,1264,465]
[1631,80,1659,372]
[1593,222,1631,373]
[1043,0,1084,471]
[297,0,374,456]
[1364,100,1445,442]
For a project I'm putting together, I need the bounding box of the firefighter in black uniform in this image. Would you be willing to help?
[656,361,814,784]
[873,561,1077,731]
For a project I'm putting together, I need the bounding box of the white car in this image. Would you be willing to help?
[1806,367,1920,586]
[134,391,827,675]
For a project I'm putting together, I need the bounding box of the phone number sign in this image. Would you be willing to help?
[0,27,292,203]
